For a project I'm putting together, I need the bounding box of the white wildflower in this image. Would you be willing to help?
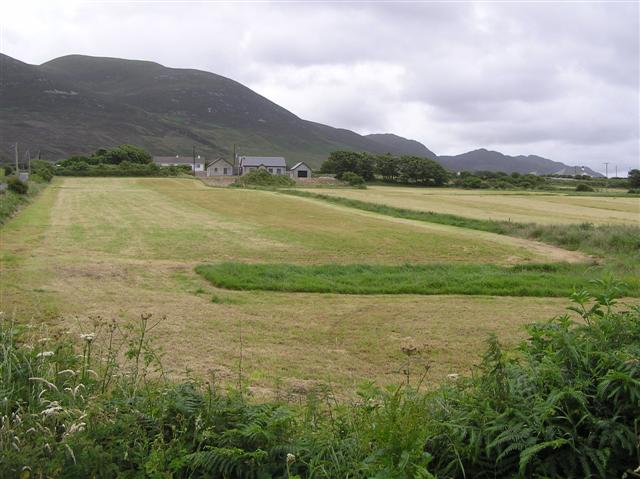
[286,453,296,464]
[57,369,76,377]
[29,377,59,392]
[67,422,86,434]
[41,402,63,417]
[38,338,52,343]
[80,333,96,343]
[447,373,460,380]
[37,351,54,359]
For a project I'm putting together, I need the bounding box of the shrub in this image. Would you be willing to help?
[576,183,595,192]
[341,171,365,186]
[461,176,489,189]
[7,176,28,194]
[232,169,295,188]
[628,188,640,195]
[31,160,55,181]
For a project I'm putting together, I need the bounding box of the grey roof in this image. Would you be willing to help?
[154,155,204,164]
[290,161,311,170]
[239,156,286,168]
[208,157,234,166]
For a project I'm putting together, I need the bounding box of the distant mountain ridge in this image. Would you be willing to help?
[0,53,602,176]
[437,149,604,177]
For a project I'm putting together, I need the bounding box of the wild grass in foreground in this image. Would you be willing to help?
[1,287,638,478]
[0,182,46,225]
[195,262,640,297]
[281,189,640,258]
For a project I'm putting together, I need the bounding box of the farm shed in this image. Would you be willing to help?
[206,158,234,177]
[289,161,312,179]
[153,155,205,173]
[238,156,287,176]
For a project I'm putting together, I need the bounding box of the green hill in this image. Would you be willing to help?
[0,53,431,167]
[0,53,603,176]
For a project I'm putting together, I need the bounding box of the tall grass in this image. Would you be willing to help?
[281,189,640,258]
[195,262,640,297]
[0,182,46,225]
[1,288,639,477]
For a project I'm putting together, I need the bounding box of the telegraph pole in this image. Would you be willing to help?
[192,145,196,176]
[603,162,609,188]
[14,143,19,173]
[233,143,238,175]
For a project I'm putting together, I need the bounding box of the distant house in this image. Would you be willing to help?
[206,157,234,177]
[289,161,312,179]
[238,156,287,176]
[154,155,205,173]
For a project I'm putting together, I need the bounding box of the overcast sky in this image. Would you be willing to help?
[2,1,638,174]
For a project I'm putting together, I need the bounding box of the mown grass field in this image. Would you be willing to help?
[0,177,624,396]
[312,185,639,224]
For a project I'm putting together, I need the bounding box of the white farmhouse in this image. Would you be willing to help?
[206,157,234,177]
[289,161,312,179]
[238,156,287,176]
[153,155,205,173]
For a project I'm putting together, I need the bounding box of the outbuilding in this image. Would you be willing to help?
[288,161,312,179]
[206,158,234,177]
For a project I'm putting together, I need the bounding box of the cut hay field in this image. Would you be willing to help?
[0,177,607,396]
[313,185,640,225]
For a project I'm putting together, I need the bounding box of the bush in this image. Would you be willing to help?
[341,171,366,186]
[232,169,295,188]
[7,176,28,194]
[461,176,489,189]
[576,183,595,192]
[31,160,55,182]
[628,188,640,195]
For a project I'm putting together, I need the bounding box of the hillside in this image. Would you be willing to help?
[438,149,604,177]
[364,133,438,158]
[0,53,429,167]
[1,53,603,176]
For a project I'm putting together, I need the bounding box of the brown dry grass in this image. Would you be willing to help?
[314,186,640,225]
[0,177,599,397]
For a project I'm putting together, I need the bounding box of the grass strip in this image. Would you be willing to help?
[280,189,640,258]
[195,262,640,297]
[0,181,47,225]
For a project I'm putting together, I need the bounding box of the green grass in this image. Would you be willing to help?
[0,181,46,224]
[195,262,640,297]
[280,189,640,258]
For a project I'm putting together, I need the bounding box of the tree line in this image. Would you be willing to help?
[56,145,190,177]
[319,151,449,186]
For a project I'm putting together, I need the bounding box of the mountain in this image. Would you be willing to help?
[364,133,437,158]
[437,149,604,177]
[0,53,603,176]
[0,53,431,167]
